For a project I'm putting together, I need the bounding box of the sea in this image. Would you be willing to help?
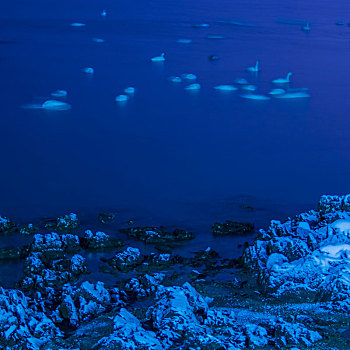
[0,0,350,285]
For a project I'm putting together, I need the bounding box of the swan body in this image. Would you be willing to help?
[242,84,257,91]
[268,88,285,96]
[185,83,201,90]
[207,35,225,39]
[169,76,182,83]
[240,94,270,100]
[181,73,197,80]
[115,95,128,102]
[275,92,310,99]
[214,85,238,91]
[42,100,72,110]
[246,61,260,72]
[151,53,165,62]
[124,87,135,94]
[234,78,249,85]
[51,90,68,98]
[302,23,310,32]
[177,39,192,44]
[70,22,86,27]
[192,23,209,28]
[272,72,292,84]
[83,67,94,74]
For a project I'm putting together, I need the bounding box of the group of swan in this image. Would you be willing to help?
[115,87,135,103]
[162,57,310,99]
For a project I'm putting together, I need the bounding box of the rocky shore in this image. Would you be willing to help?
[1,195,350,349]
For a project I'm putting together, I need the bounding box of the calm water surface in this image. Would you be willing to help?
[0,0,350,232]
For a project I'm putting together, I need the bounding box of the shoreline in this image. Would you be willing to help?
[1,195,350,349]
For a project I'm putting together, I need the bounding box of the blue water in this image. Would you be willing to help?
[1,0,350,230]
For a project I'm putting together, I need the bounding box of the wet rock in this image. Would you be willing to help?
[31,232,80,258]
[98,212,116,225]
[80,230,124,249]
[95,308,163,350]
[44,213,79,232]
[0,287,62,349]
[19,223,39,236]
[109,247,143,272]
[212,221,254,236]
[124,273,165,300]
[120,226,194,243]
[0,216,16,233]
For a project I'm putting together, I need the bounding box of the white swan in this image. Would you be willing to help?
[92,38,105,43]
[169,76,182,83]
[51,90,68,98]
[181,73,197,80]
[70,22,86,27]
[177,39,192,44]
[124,87,135,94]
[42,100,72,110]
[272,72,292,84]
[246,61,260,72]
[275,92,310,99]
[268,88,285,96]
[242,85,257,91]
[185,83,201,90]
[83,67,94,74]
[214,85,237,91]
[151,53,165,62]
[234,78,249,85]
[302,23,310,32]
[115,95,128,102]
[240,94,270,100]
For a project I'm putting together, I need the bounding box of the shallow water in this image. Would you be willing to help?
[0,0,350,231]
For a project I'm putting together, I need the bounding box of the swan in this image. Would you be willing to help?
[83,67,94,74]
[246,61,260,72]
[115,95,128,102]
[177,39,192,44]
[51,90,68,98]
[242,85,257,91]
[240,94,270,100]
[70,22,86,27]
[214,85,237,91]
[192,23,209,28]
[169,76,182,83]
[234,78,249,85]
[272,72,292,84]
[302,23,310,32]
[268,88,285,96]
[209,55,219,61]
[151,53,165,62]
[92,38,105,43]
[42,100,72,110]
[124,87,135,94]
[185,83,201,90]
[275,92,310,99]
[181,73,197,80]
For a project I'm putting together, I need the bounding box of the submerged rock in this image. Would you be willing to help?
[119,226,194,243]
[212,221,254,236]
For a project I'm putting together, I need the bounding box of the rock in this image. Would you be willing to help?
[19,223,38,236]
[95,308,163,349]
[81,230,124,249]
[212,221,254,236]
[56,213,79,231]
[110,247,143,272]
[0,287,62,349]
[120,226,194,243]
[0,216,16,233]
[98,213,116,225]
